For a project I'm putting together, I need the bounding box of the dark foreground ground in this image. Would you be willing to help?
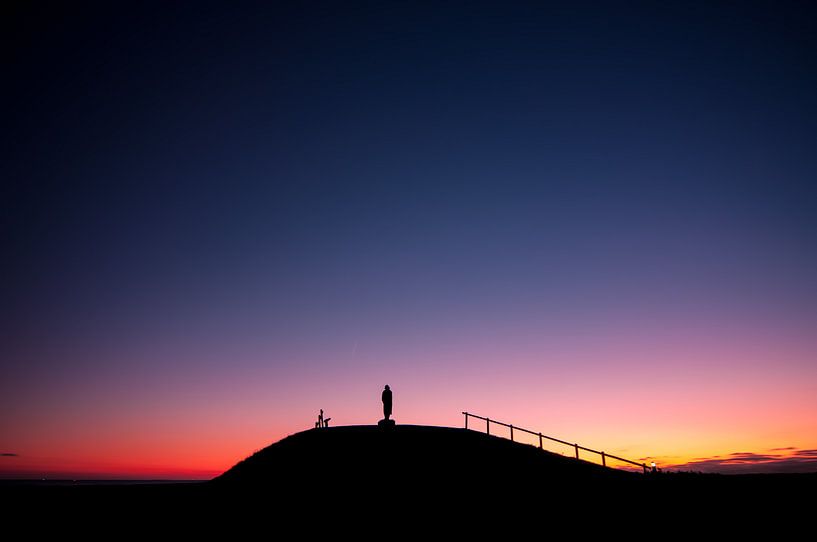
[3,426,813,532]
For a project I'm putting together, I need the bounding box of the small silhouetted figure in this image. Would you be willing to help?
[315,409,324,429]
[382,385,392,420]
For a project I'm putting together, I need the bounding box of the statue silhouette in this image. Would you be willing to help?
[382,385,392,421]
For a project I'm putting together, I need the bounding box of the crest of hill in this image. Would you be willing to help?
[214,424,632,497]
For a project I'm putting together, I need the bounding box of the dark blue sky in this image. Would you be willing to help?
[3,2,817,475]
[7,1,816,315]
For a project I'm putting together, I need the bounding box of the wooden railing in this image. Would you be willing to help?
[462,412,654,474]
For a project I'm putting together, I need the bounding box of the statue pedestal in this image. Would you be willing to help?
[378,418,395,428]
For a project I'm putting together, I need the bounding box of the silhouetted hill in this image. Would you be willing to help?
[212,424,648,514]
[2,424,814,531]
[211,424,816,517]
[216,424,631,493]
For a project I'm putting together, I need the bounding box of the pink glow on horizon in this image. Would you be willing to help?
[2,309,816,479]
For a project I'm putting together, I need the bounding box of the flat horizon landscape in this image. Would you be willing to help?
[4,424,814,529]
[4,422,815,483]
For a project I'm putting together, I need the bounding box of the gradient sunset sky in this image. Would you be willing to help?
[3,1,816,479]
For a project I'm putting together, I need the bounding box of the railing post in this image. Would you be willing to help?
[464,412,468,430]
[486,417,490,435]
[538,433,543,449]
[643,464,648,474]
[510,424,514,442]
[574,444,579,460]
[601,451,606,467]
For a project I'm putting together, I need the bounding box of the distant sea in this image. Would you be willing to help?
[0,479,203,486]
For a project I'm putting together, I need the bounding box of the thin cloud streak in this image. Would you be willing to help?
[669,448,817,474]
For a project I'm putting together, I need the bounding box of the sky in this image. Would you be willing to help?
[2,1,816,479]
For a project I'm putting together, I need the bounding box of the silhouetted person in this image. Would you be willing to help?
[382,385,392,421]
[316,409,324,429]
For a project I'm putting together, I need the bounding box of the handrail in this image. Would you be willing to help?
[462,411,654,473]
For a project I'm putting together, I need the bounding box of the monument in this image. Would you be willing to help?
[378,385,395,428]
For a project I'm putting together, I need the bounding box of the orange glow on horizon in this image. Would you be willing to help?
[3,331,816,479]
